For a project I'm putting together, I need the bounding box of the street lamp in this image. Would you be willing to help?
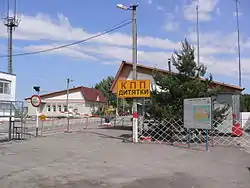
[117,2,139,143]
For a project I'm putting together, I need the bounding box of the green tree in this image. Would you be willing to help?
[149,39,228,121]
[95,76,116,107]
[240,94,250,112]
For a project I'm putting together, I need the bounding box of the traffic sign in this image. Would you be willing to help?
[117,80,151,98]
[40,114,47,121]
[31,95,41,107]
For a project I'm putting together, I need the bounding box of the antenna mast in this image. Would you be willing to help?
[235,0,241,87]
[196,1,200,67]
[2,0,20,74]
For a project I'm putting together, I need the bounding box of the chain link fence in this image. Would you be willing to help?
[137,117,250,150]
[30,115,132,136]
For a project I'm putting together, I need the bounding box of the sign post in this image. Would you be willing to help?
[117,80,151,143]
[184,97,212,151]
[31,95,42,137]
[40,114,46,136]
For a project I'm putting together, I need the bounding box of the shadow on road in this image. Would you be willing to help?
[99,126,132,131]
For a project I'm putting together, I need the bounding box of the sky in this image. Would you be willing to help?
[0,0,250,100]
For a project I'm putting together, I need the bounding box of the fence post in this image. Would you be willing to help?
[170,119,174,145]
[21,101,24,139]
[8,101,12,141]
[205,129,209,151]
[211,123,214,147]
[84,117,88,129]
[188,129,191,148]
[132,112,139,143]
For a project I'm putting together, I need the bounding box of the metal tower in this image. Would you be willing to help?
[2,0,20,74]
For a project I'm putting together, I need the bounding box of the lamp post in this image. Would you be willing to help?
[117,2,139,143]
[65,78,74,133]
[117,2,139,113]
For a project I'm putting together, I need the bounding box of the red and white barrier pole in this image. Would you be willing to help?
[132,112,139,143]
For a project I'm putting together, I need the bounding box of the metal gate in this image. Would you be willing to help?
[0,100,30,141]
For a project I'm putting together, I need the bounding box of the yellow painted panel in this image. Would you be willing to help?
[117,80,151,98]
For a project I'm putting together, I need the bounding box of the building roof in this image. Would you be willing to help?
[110,61,244,92]
[25,86,106,103]
[0,71,16,76]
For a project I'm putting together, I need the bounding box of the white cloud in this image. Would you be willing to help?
[23,44,97,60]
[175,5,180,13]
[0,13,181,50]
[148,0,153,5]
[216,8,220,15]
[233,11,243,17]
[156,5,163,12]
[187,31,238,55]
[184,0,220,21]
[0,12,250,81]
[164,22,179,32]
[164,13,179,32]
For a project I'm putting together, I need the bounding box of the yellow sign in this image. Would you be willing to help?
[40,114,47,121]
[117,80,151,98]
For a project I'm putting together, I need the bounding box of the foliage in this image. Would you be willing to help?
[148,39,229,120]
[240,94,250,112]
[95,76,116,107]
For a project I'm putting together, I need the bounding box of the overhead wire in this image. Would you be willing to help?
[0,19,132,58]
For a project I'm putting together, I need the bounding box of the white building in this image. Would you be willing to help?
[25,86,106,117]
[0,72,16,120]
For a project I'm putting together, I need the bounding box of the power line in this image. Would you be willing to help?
[0,19,132,58]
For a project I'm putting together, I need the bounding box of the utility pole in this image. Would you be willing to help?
[65,78,70,132]
[168,58,172,72]
[2,0,20,74]
[235,0,242,87]
[132,4,138,115]
[196,1,200,67]
[65,78,74,133]
[117,2,139,143]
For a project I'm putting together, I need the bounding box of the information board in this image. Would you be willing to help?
[184,97,212,129]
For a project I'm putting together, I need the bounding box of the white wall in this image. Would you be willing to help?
[241,112,250,129]
[0,72,16,121]
[26,91,105,117]
[127,71,163,92]
[0,72,16,101]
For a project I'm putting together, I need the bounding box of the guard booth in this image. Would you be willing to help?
[212,92,240,134]
[0,100,29,141]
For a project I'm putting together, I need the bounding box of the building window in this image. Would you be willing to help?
[53,105,56,112]
[47,105,51,112]
[64,105,67,112]
[58,105,62,112]
[0,102,11,113]
[0,81,10,94]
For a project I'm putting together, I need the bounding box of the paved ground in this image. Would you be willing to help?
[0,128,249,188]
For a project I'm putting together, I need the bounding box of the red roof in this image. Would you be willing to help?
[80,87,106,103]
[25,86,106,103]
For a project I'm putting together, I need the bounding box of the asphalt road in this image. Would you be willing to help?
[0,128,249,187]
